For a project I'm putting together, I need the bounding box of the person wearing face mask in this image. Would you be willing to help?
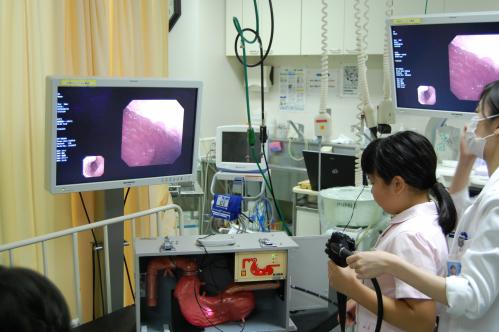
[343,80,499,331]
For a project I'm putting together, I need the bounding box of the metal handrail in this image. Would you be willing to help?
[0,203,184,323]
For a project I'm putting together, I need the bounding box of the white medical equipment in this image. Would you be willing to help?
[215,124,267,173]
[319,186,386,250]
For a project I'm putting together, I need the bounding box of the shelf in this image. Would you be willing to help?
[141,313,295,332]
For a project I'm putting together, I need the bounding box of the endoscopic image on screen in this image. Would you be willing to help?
[121,99,184,167]
[391,20,499,114]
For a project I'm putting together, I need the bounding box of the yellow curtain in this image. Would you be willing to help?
[1,0,169,323]
[0,0,75,309]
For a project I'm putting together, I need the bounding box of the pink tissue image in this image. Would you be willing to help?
[417,85,436,105]
[449,34,499,101]
[121,100,184,167]
[82,156,105,178]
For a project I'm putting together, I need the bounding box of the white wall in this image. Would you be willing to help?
[249,55,388,140]
[253,55,469,140]
[168,0,467,142]
[168,0,246,139]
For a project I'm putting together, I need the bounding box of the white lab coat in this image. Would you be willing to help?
[439,168,499,332]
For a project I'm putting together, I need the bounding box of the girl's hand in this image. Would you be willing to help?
[345,299,357,326]
[328,261,360,297]
[336,299,357,326]
[346,251,397,279]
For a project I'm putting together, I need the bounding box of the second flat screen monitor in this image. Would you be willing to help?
[302,151,356,191]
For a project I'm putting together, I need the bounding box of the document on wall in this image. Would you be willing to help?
[279,68,305,112]
[341,65,359,96]
[307,68,338,93]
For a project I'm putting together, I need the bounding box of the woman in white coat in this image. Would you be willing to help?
[346,80,499,331]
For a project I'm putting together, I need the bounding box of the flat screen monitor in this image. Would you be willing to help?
[215,125,266,173]
[302,151,356,191]
[45,76,202,194]
[389,11,499,118]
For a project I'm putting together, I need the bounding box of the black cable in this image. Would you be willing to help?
[372,278,384,332]
[197,237,210,255]
[233,0,274,67]
[123,187,131,205]
[192,241,246,332]
[262,147,289,233]
[240,212,252,222]
[192,274,246,332]
[122,187,135,303]
[91,248,95,320]
[264,191,272,229]
[255,36,267,144]
[192,249,227,332]
[341,185,366,231]
[198,234,213,240]
[328,277,384,332]
[334,284,384,332]
[193,281,224,332]
[254,47,288,232]
[260,41,265,131]
[234,0,290,235]
[123,256,135,301]
[338,292,348,332]
[197,256,230,294]
[290,285,332,303]
[78,192,105,316]
[262,151,276,211]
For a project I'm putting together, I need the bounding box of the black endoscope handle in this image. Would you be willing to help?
[325,232,356,332]
[339,247,353,259]
[325,232,383,332]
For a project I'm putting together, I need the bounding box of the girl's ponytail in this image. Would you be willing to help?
[430,182,457,235]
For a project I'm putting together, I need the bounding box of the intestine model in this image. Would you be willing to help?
[146,257,280,327]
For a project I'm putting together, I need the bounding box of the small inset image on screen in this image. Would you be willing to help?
[417,85,436,105]
[82,156,105,178]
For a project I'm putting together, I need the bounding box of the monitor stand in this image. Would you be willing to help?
[95,188,124,313]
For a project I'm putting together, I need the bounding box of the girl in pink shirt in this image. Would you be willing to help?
[328,131,457,332]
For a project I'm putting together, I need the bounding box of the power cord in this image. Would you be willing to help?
[233,0,291,235]
[192,242,246,332]
[341,185,366,231]
[78,192,105,319]
[79,188,137,314]
[123,187,135,302]
[290,285,332,303]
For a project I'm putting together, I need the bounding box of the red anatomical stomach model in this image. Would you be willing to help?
[147,256,280,328]
[173,275,255,327]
